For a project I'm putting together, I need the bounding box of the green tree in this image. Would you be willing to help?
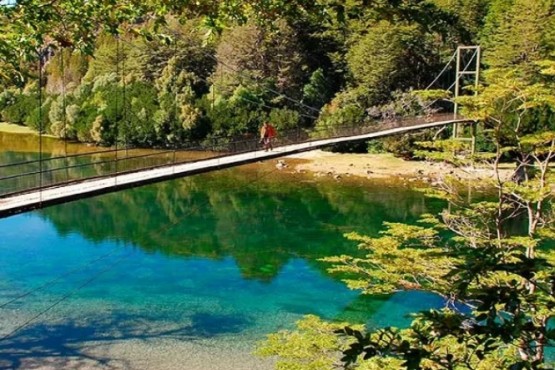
[213,19,305,101]
[345,21,434,106]
[259,62,555,369]
[302,68,333,110]
[431,0,489,39]
[124,17,215,87]
[153,56,201,145]
[45,48,88,94]
[481,0,555,75]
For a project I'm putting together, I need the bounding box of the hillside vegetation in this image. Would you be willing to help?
[2,0,548,155]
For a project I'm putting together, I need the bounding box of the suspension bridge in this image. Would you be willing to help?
[0,45,480,218]
[0,114,471,218]
[0,42,481,354]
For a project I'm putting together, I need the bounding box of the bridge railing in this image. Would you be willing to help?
[0,113,461,197]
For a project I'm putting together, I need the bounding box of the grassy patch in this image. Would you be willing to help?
[0,122,36,134]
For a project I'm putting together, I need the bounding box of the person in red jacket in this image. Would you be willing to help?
[260,122,277,151]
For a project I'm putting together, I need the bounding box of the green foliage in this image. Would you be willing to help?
[381,130,436,160]
[45,48,88,94]
[26,97,51,133]
[153,56,202,145]
[314,101,365,134]
[431,0,490,38]
[268,108,300,131]
[0,89,15,112]
[321,218,451,295]
[214,19,305,100]
[83,35,125,83]
[346,21,433,105]
[257,315,363,370]
[125,17,216,88]
[1,92,39,125]
[481,0,555,74]
[121,81,160,146]
[302,68,333,110]
[260,39,555,369]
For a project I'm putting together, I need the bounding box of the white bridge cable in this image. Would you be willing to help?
[423,49,479,110]
[446,49,478,92]
[424,49,458,90]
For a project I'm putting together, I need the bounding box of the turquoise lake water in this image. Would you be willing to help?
[0,154,447,369]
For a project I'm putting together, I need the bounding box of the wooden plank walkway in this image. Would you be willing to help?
[0,118,469,217]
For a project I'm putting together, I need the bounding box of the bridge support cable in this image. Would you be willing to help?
[0,115,472,217]
[0,43,476,199]
[173,38,178,170]
[423,48,478,110]
[422,46,480,145]
[60,48,70,183]
[424,50,458,90]
[201,49,322,114]
[37,49,44,205]
[370,47,468,126]
[114,37,119,183]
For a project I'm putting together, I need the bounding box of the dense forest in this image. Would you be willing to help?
[2,1,555,369]
[1,0,550,155]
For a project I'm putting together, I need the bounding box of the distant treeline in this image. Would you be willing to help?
[0,1,552,155]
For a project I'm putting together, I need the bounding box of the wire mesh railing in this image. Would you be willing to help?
[0,113,465,198]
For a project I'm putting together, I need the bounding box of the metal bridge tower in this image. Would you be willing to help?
[453,45,481,153]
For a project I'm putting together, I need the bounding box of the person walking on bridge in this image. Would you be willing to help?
[260,122,277,151]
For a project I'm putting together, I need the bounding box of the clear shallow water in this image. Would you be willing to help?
[0,151,447,369]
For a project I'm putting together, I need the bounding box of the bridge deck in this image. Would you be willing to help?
[0,118,469,217]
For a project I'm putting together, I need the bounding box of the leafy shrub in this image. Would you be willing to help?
[26,98,52,132]
[2,93,39,124]
[0,90,15,113]
[381,129,435,159]
[268,108,300,131]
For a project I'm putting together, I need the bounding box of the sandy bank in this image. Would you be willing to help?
[286,150,514,184]
[0,122,36,134]
[0,122,58,138]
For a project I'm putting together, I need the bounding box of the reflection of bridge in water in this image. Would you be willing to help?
[0,114,471,218]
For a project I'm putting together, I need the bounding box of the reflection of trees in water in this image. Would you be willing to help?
[0,132,95,159]
[333,294,391,324]
[0,132,206,194]
[40,169,445,281]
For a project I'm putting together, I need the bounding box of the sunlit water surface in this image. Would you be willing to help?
[0,135,446,369]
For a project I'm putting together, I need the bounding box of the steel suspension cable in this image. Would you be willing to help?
[60,48,70,182]
[122,37,128,156]
[424,50,458,90]
[423,49,479,111]
[446,49,478,92]
[38,49,43,202]
[60,48,67,156]
[114,37,121,179]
